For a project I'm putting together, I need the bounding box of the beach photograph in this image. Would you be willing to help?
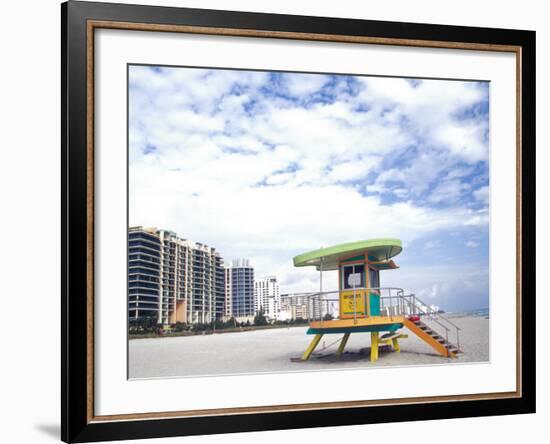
[127,65,490,379]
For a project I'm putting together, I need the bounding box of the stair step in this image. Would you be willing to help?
[407,318,460,356]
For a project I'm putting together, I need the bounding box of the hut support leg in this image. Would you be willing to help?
[302,334,323,361]
[370,332,379,362]
[336,333,350,357]
[392,337,400,352]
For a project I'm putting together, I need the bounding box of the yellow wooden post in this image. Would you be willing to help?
[301,334,323,361]
[392,337,400,352]
[370,332,379,362]
[336,333,350,357]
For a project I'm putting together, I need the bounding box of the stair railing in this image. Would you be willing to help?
[398,294,461,351]
[418,294,460,350]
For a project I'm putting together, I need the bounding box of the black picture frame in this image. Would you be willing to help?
[61,1,536,442]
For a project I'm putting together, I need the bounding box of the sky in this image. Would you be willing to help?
[128,65,490,312]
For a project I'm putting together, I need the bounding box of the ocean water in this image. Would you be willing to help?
[461,308,490,318]
[444,308,489,318]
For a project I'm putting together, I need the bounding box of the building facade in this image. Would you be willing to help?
[128,227,162,320]
[225,259,255,318]
[279,293,329,321]
[280,294,310,321]
[128,227,225,325]
[254,276,281,320]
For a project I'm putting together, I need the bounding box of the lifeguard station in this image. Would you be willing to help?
[292,239,461,362]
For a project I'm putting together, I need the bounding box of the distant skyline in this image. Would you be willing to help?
[129,65,489,312]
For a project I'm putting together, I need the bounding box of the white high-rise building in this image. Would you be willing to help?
[254,276,280,320]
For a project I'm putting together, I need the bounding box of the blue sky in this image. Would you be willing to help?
[129,65,490,312]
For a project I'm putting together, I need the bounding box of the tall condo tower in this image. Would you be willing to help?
[225,259,255,317]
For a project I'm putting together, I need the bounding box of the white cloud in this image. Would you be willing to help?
[473,185,489,205]
[327,156,380,182]
[428,179,470,204]
[353,78,489,189]
[384,262,489,312]
[284,73,330,97]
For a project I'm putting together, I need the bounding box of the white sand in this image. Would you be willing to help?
[129,315,489,379]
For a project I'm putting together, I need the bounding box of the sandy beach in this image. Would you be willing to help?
[129,314,489,379]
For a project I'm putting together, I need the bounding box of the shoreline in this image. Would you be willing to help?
[129,322,309,340]
[129,310,489,340]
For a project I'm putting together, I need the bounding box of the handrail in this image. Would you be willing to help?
[281,288,461,350]
[410,294,461,331]
[281,287,409,301]
[388,294,460,350]
[386,293,461,351]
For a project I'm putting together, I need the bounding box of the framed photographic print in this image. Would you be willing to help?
[61,1,536,442]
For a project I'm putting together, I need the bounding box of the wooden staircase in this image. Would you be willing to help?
[403,317,461,358]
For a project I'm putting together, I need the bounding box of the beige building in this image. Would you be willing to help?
[280,294,311,321]
[129,226,225,325]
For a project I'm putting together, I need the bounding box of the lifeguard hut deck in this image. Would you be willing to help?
[292,239,461,362]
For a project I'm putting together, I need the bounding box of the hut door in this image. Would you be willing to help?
[339,264,367,319]
[368,267,381,316]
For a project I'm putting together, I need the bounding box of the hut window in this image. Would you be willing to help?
[342,264,365,289]
[369,268,380,289]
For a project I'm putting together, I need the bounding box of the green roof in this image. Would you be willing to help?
[293,239,402,271]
